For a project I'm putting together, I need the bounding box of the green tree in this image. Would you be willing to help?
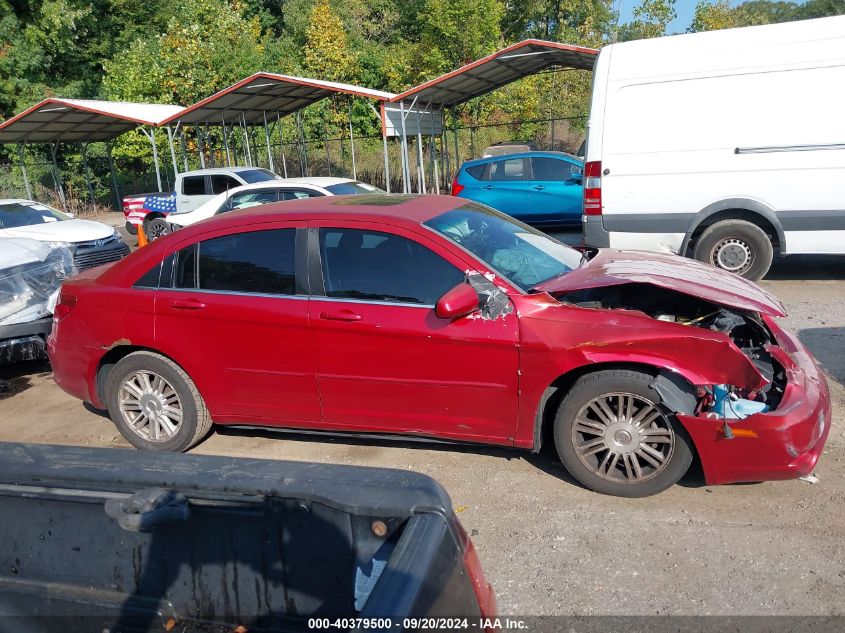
[689,0,739,31]
[617,0,677,40]
[303,0,356,82]
[419,0,504,73]
[103,0,272,105]
[794,0,845,18]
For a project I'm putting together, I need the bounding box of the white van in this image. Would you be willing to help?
[582,16,845,280]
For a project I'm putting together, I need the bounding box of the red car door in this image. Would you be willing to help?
[309,220,521,445]
[154,222,321,426]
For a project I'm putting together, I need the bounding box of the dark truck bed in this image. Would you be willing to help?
[0,443,495,632]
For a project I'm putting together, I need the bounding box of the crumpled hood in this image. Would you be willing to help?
[536,249,786,317]
[0,218,114,243]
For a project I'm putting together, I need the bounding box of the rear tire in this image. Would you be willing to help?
[553,369,693,497]
[692,219,773,281]
[105,351,212,452]
[125,222,138,235]
[145,217,170,241]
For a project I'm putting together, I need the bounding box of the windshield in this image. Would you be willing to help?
[424,203,583,290]
[0,202,67,229]
[237,169,280,184]
[325,181,382,195]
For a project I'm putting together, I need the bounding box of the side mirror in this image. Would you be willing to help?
[435,283,480,320]
[569,165,583,183]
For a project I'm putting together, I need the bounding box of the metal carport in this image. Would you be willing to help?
[386,39,598,193]
[0,98,185,206]
[158,73,395,185]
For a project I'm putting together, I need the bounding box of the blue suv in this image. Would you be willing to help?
[450,151,583,227]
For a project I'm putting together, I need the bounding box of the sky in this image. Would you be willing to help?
[616,0,729,34]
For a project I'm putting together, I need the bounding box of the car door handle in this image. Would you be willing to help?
[320,310,362,322]
[531,185,547,191]
[170,298,206,310]
[481,185,494,190]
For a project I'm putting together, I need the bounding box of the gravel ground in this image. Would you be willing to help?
[1,216,844,616]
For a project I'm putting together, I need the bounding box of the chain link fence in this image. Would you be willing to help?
[0,115,586,213]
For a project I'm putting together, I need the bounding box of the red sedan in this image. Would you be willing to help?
[48,195,831,497]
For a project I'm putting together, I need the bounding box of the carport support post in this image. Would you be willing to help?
[222,118,232,167]
[276,112,288,178]
[17,144,33,200]
[166,126,179,176]
[452,110,460,179]
[431,134,440,194]
[398,100,411,193]
[80,143,96,205]
[241,114,253,167]
[348,99,357,180]
[143,127,163,192]
[106,142,121,210]
[197,126,206,169]
[49,142,67,210]
[416,132,426,194]
[180,132,189,172]
[262,111,275,173]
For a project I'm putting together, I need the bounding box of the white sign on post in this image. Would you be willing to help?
[383,104,444,137]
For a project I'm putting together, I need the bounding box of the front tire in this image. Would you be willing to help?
[554,369,693,497]
[105,351,212,452]
[692,219,773,281]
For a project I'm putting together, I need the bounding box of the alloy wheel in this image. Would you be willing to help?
[571,392,675,483]
[118,370,183,442]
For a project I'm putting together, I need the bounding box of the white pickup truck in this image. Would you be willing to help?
[121,167,281,235]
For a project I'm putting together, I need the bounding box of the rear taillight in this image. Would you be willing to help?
[583,160,602,216]
[455,520,496,627]
[451,179,465,197]
[53,293,76,322]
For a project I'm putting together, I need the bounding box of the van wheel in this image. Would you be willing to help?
[105,351,213,452]
[553,369,693,497]
[692,220,773,281]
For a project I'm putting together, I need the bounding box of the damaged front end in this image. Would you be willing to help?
[549,280,830,485]
[557,282,786,417]
[0,238,75,364]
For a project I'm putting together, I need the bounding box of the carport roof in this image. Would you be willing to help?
[390,39,598,108]
[160,73,396,126]
[0,98,185,143]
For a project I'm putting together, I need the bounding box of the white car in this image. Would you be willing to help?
[0,237,74,363]
[0,199,129,271]
[160,178,382,235]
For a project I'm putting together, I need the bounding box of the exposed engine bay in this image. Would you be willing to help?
[555,283,786,415]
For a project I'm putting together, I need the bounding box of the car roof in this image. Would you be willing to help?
[462,150,581,166]
[180,166,279,177]
[278,177,354,186]
[180,194,468,235]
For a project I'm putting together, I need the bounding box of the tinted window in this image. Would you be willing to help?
[134,261,161,288]
[319,228,463,305]
[198,229,296,295]
[281,189,321,200]
[531,157,572,181]
[211,174,242,194]
[489,158,526,181]
[174,245,197,288]
[324,181,382,195]
[182,176,205,196]
[465,164,488,180]
[237,169,279,184]
[226,189,279,211]
[425,203,582,290]
[0,202,66,228]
